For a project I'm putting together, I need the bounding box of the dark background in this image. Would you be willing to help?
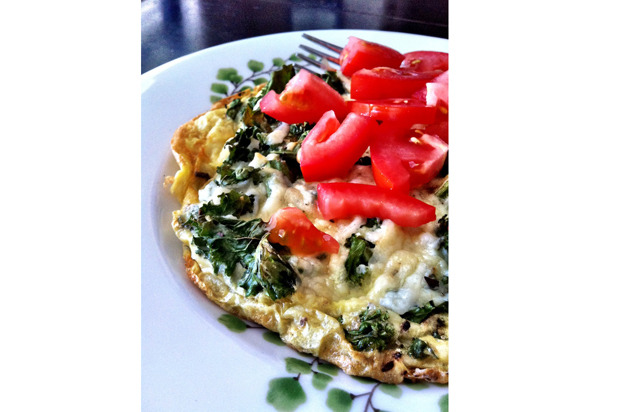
[142,0,448,73]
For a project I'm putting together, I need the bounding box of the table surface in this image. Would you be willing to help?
[141,0,448,74]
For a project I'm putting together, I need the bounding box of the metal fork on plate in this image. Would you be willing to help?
[297,33,343,73]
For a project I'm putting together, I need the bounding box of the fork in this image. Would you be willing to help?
[297,33,343,72]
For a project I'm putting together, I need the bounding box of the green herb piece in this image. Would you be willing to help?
[225,98,243,120]
[319,70,347,95]
[288,122,314,141]
[215,163,262,187]
[409,338,438,360]
[345,307,395,352]
[402,301,448,324]
[267,159,297,182]
[264,64,296,94]
[196,190,255,217]
[238,236,298,300]
[344,235,374,286]
[363,218,381,229]
[436,214,448,252]
[435,179,449,199]
[184,216,266,277]
[223,126,264,165]
[231,93,270,129]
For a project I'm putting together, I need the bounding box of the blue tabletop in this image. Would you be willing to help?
[141,0,448,74]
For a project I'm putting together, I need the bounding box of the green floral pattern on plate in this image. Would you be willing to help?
[209,54,316,103]
[218,313,448,412]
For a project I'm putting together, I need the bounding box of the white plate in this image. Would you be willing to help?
[142,29,448,412]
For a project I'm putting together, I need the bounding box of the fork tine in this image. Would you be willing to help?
[299,45,340,66]
[293,62,321,76]
[302,33,343,54]
[296,53,323,69]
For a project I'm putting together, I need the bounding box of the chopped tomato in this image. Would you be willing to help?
[298,111,374,182]
[423,109,449,144]
[267,207,339,256]
[425,71,448,107]
[401,51,448,72]
[350,67,442,100]
[347,98,437,128]
[371,126,448,192]
[259,69,348,124]
[426,83,448,107]
[340,36,404,77]
[317,183,436,227]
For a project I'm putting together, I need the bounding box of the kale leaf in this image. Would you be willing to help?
[196,190,255,217]
[318,70,347,95]
[267,159,294,182]
[436,215,448,251]
[183,213,298,300]
[363,218,381,229]
[184,216,266,277]
[344,235,374,286]
[345,307,395,352]
[223,126,265,165]
[215,163,262,187]
[225,98,243,120]
[435,179,449,199]
[288,122,314,141]
[401,301,448,324]
[238,236,298,300]
[408,338,438,360]
[264,64,296,94]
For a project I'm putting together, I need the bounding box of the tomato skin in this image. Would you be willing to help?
[347,98,437,128]
[317,183,436,227]
[267,207,339,256]
[340,36,404,77]
[425,71,449,107]
[371,126,448,192]
[259,69,348,123]
[401,51,448,72]
[350,67,442,100]
[299,111,374,182]
[424,113,448,144]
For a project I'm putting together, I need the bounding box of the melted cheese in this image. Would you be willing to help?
[174,97,448,339]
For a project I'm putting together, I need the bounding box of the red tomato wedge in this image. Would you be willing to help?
[401,51,448,72]
[259,69,348,124]
[424,112,449,144]
[350,67,442,100]
[267,207,339,256]
[298,111,374,182]
[340,36,404,77]
[347,98,437,128]
[425,71,449,107]
[371,127,448,192]
[317,183,436,227]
